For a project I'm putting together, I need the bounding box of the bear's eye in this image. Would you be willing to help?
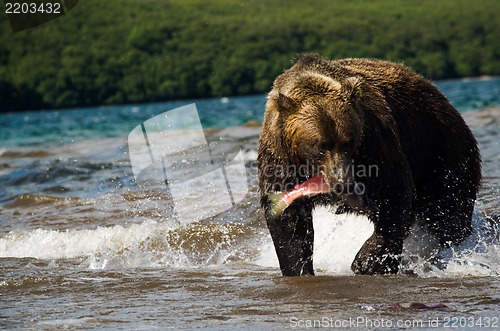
[344,139,354,149]
[340,139,355,155]
[319,142,334,153]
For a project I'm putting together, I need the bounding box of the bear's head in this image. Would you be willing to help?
[264,70,364,191]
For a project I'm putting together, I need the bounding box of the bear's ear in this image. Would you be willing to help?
[270,91,298,112]
[342,77,363,99]
[293,53,324,67]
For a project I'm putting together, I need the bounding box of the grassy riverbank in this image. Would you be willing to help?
[1,0,499,111]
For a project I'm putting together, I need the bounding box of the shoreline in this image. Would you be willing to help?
[2,76,499,115]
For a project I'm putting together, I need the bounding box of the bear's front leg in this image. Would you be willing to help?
[264,199,314,276]
[351,232,403,274]
[351,207,412,275]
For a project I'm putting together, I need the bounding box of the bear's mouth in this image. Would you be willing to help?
[268,174,330,217]
[268,172,373,217]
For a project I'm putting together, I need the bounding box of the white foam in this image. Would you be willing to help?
[410,210,500,277]
[0,218,249,270]
[243,149,258,162]
[253,235,279,268]
[0,220,167,260]
[312,207,373,275]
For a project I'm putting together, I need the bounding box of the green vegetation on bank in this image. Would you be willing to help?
[1,0,499,111]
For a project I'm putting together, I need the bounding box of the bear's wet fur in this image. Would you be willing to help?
[257,53,481,276]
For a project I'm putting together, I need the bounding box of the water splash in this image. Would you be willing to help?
[255,206,500,277]
[0,220,253,270]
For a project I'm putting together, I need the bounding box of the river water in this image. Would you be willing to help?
[0,78,499,329]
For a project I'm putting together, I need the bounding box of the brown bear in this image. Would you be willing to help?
[257,53,481,276]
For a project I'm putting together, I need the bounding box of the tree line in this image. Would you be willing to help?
[1,0,499,111]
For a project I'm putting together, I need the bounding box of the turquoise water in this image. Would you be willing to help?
[0,95,267,148]
[1,77,499,148]
[0,77,499,329]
